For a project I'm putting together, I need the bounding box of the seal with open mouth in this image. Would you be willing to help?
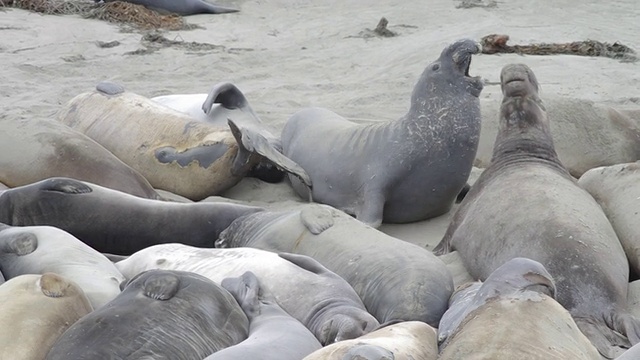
[281,39,483,228]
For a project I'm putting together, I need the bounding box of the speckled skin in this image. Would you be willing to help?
[281,39,483,227]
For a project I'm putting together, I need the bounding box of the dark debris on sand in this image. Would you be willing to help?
[125,32,224,55]
[481,34,638,62]
[0,0,197,31]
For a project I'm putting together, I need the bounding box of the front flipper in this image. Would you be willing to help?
[39,273,72,298]
[356,191,385,229]
[575,315,631,359]
[278,252,332,276]
[300,205,335,235]
[40,178,93,194]
[228,118,313,200]
[142,271,180,301]
[221,271,261,318]
[0,230,38,256]
[344,344,395,360]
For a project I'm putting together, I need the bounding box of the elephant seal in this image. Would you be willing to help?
[216,204,453,327]
[302,321,438,360]
[281,39,483,227]
[578,162,640,277]
[152,82,297,184]
[0,177,263,255]
[57,82,310,201]
[0,223,124,309]
[476,96,640,178]
[438,258,600,360]
[46,270,249,360]
[618,343,640,360]
[0,115,159,199]
[106,0,239,16]
[0,273,93,360]
[205,271,322,359]
[434,63,640,358]
[115,244,379,345]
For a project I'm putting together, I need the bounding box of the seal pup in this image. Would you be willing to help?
[152,82,298,184]
[0,115,160,199]
[115,244,379,345]
[0,273,93,360]
[205,271,322,359]
[0,177,263,255]
[434,63,640,358]
[57,82,310,201]
[578,162,640,276]
[438,258,600,359]
[0,223,124,309]
[302,321,438,360]
[105,0,239,16]
[216,204,453,327]
[46,270,249,360]
[281,38,483,227]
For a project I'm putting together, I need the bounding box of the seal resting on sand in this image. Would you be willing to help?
[216,204,453,328]
[434,63,640,358]
[0,177,263,255]
[0,273,93,360]
[105,0,239,16]
[46,270,249,360]
[57,82,310,201]
[0,115,160,199]
[281,38,483,227]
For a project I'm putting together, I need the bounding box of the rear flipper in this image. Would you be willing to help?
[575,311,640,359]
[228,118,313,200]
[221,271,261,319]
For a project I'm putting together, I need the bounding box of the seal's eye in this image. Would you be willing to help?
[432,64,440,71]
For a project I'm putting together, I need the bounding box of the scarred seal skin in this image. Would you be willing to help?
[281,38,483,228]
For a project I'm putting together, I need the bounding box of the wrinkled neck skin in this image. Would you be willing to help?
[306,298,372,345]
[490,96,570,177]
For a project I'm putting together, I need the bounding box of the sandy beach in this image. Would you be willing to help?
[2,0,638,250]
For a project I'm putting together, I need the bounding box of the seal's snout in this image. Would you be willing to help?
[447,39,482,75]
[500,63,539,97]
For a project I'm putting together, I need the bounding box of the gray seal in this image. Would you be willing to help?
[46,269,249,360]
[115,244,379,345]
[105,0,239,16]
[205,271,322,359]
[434,63,640,358]
[281,38,483,227]
[0,223,124,309]
[216,204,453,327]
[438,258,600,360]
[438,258,556,350]
[578,162,640,277]
[0,177,263,255]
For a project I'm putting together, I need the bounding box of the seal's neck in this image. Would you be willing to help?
[491,130,568,175]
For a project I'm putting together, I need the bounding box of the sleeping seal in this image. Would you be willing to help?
[46,270,249,360]
[281,39,483,227]
[0,273,93,360]
[434,63,640,358]
[115,244,379,345]
[216,204,453,328]
[57,82,310,200]
[205,271,322,359]
[107,0,239,16]
[0,223,124,309]
[0,177,263,255]
[0,115,159,199]
[152,82,293,183]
